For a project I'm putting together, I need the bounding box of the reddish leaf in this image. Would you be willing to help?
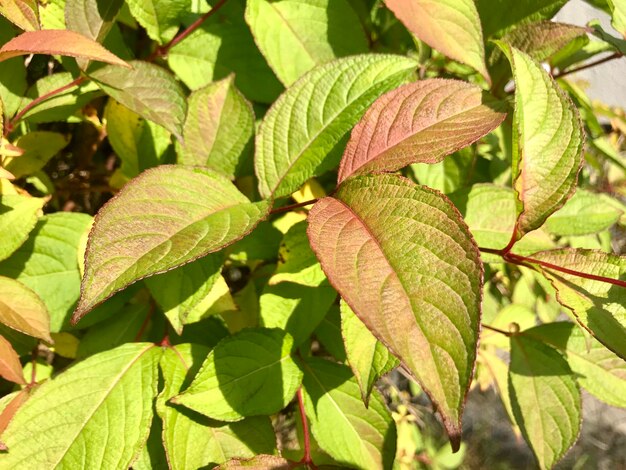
[0,0,39,31]
[338,79,505,183]
[0,388,31,450]
[0,30,129,67]
[0,336,25,385]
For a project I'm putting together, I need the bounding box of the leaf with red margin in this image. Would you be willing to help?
[0,276,51,343]
[0,30,129,67]
[307,174,482,449]
[0,336,25,385]
[337,79,505,183]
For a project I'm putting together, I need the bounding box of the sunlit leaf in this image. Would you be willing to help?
[4,131,70,179]
[607,0,626,37]
[126,0,186,44]
[0,276,51,342]
[75,165,269,321]
[0,193,46,262]
[0,0,39,31]
[216,455,291,469]
[0,335,26,385]
[65,0,124,42]
[307,174,482,447]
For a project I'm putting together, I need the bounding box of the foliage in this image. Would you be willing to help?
[1,0,626,469]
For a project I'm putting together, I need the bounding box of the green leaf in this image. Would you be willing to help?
[158,344,277,468]
[4,131,70,179]
[509,333,581,469]
[500,21,588,62]
[216,455,291,469]
[476,0,568,38]
[75,165,269,322]
[607,0,626,36]
[0,0,39,31]
[0,276,51,342]
[177,76,254,179]
[337,79,506,183]
[0,343,161,468]
[89,61,186,140]
[0,29,129,66]
[0,20,27,119]
[0,193,45,262]
[307,174,482,447]
[145,253,224,335]
[0,212,92,331]
[410,147,474,194]
[530,248,626,361]
[384,0,489,82]
[0,334,26,384]
[497,43,584,242]
[256,54,418,199]
[301,357,397,470]
[525,322,626,409]
[314,304,346,362]
[39,0,66,29]
[125,0,186,44]
[172,328,302,421]
[340,300,399,405]
[167,0,283,104]
[544,189,623,236]
[65,0,124,42]
[245,0,368,86]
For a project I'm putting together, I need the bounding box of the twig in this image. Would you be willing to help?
[553,52,623,80]
[270,199,319,215]
[483,324,514,337]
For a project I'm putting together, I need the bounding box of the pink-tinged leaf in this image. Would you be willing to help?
[0,388,31,450]
[501,21,588,62]
[0,30,129,67]
[0,276,52,343]
[0,0,39,31]
[216,455,291,469]
[74,165,270,322]
[0,336,25,385]
[307,174,482,449]
[385,0,489,82]
[338,79,505,183]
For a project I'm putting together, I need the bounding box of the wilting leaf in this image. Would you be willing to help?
[0,343,160,468]
[338,79,505,183]
[0,335,26,384]
[0,193,46,262]
[89,61,186,139]
[65,0,124,42]
[497,43,584,243]
[0,276,51,342]
[0,0,39,31]
[75,165,269,321]
[177,76,254,178]
[500,21,587,62]
[245,0,368,86]
[255,54,418,199]
[307,174,482,448]
[0,29,128,66]
[385,0,489,81]
[173,328,302,421]
[509,333,581,469]
[126,0,187,44]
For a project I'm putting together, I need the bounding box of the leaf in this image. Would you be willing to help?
[337,79,506,183]
[177,76,255,179]
[4,131,70,178]
[245,0,368,86]
[255,54,418,199]
[172,328,302,421]
[0,212,92,332]
[75,165,269,322]
[525,322,626,409]
[39,0,65,29]
[509,333,581,469]
[65,0,124,42]
[0,276,51,342]
[0,343,160,468]
[301,357,396,470]
[530,248,626,361]
[0,193,46,262]
[89,61,186,140]
[307,174,482,447]
[410,147,474,195]
[217,455,291,469]
[126,0,187,44]
[607,0,626,37]
[158,344,277,469]
[0,29,129,66]
[476,0,569,38]
[340,300,399,405]
[0,0,39,31]
[0,335,26,384]
[497,43,584,242]
[544,189,623,236]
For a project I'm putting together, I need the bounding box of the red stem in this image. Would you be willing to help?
[296,388,316,468]
[553,52,623,80]
[270,198,319,215]
[134,303,155,342]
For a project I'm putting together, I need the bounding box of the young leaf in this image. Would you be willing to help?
[125,0,186,44]
[497,43,584,243]
[0,343,161,468]
[65,0,124,42]
[301,357,397,470]
[0,276,51,342]
[0,30,129,66]
[0,335,26,385]
[337,79,506,183]
[509,334,581,469]
[0,213,92,332]
[172,328,302,421]
[525,322,626,409]
[89,61,186,139]
[500,21,588,62]
[255,54,418,199]
[307,174,482,448]
[530,248,626,360]
[74,165,269,322]
[177,76,254,179]
[0,194,46,262]
[340,300,399,405]
[158,344,277,468]
[0,0,39,31]
[384,0,489,82]
[476,0,568,38]
[245,0,368,86]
